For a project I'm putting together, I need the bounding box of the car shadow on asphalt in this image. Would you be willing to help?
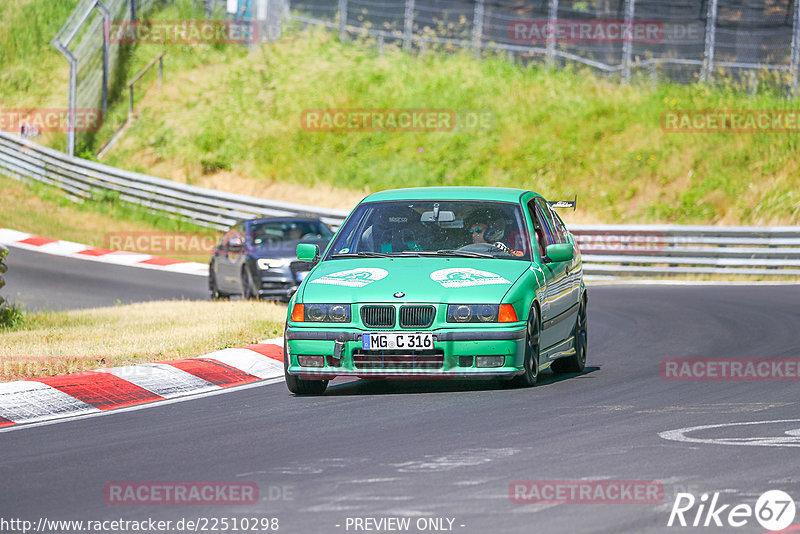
[322,366,601,396]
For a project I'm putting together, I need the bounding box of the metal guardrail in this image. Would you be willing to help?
[0,245,8,307]
[0,132,349,230]
[0,131,798,278]
[572,225,800,277]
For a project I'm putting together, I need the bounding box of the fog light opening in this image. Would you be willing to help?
[298,355,324,367]
[475,356,504,368]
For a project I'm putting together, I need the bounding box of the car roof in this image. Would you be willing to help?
[361,187,540,203]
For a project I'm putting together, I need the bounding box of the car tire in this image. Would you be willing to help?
[209,265,229,300]
[509,304,540,388]
[552,294,587,374]
[240,266,258,300]
[283,338,329,395]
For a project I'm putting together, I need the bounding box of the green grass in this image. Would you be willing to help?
[0,303,26,331]
[0,300,286,381]
[0,173,219,261]
[3,1,800,225]
[0,0,79,107]
[98,27,800,225]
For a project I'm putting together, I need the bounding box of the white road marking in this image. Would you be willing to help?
[659,419,800,448]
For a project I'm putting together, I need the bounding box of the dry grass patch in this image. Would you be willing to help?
[0,299,286,381]
[0,174,220,261]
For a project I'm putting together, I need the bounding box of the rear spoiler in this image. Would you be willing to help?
[548,194,577,211]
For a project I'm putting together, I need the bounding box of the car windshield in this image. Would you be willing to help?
[326,200,531,260]
[248,220,333,247]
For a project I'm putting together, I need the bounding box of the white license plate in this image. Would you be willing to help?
[362,333,434,351]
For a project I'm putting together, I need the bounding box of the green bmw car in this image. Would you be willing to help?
[284,187,587,394]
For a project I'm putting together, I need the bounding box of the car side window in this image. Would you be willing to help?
[535,198,567,245]
[527,200,548,257]
[545,202,569,244]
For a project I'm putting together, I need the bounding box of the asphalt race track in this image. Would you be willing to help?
[2,278,799,533]
[2,246,207,311]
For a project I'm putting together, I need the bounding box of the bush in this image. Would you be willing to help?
[0,303,26,331]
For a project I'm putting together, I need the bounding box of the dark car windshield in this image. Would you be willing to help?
[248,220,333,247]
[326,200,531,261]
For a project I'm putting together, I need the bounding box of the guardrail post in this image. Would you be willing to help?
[0,245,7,309]
[338,0,347,41]
[403,0,415,51]
[622,0,635,84]
[791,0,800,96]
[546,0,558,67]
[52,42,78,157]
[701,0,718,83]
[472,0,484,57]
[95,0,111,115]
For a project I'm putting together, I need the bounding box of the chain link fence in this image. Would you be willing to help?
[51,0,164,156]
[288,0,800,90]
[52,0,292,156]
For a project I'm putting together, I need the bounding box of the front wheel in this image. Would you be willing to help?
[209,265,229,300]
[284,339,328,395]
[240,266,259,300]
[552,294,587,373]
[509,305,540,388]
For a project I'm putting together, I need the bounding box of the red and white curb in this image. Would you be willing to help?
[0,338,285,429]
[0,228,207,276]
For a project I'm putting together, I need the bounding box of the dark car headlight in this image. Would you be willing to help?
[447,304,518,323]
[299,303,351,323]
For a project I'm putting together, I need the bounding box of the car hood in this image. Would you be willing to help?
[300,258,530,303]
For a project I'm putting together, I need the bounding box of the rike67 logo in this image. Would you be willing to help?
[668,490,796,531]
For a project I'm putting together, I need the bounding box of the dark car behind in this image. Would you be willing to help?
[209,217,334,301]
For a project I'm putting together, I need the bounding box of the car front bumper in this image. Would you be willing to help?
[285,326,528,380]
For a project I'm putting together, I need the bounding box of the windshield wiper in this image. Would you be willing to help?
[331,251,395,258]
[434,249,494,259]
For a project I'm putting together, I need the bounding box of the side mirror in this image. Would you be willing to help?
[228,236,244,251]
[545,243,574,263]
[297,243,320,263]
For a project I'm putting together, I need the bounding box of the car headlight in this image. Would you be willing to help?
[297,303,351,323]
[256,258,290,270]
[446,304,518,323]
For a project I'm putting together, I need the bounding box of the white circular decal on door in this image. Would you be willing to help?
[430,268,511,288]
[310,268,389,288]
